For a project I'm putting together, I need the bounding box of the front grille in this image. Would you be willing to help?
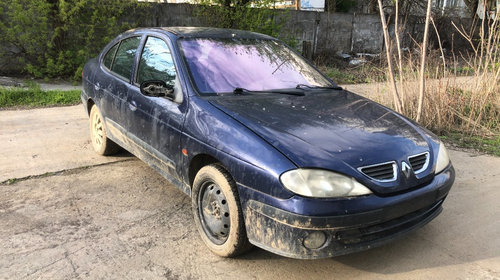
[358,161,397,182]
[408,152,429,174]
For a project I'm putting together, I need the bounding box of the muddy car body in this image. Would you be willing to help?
[81,27,455,259]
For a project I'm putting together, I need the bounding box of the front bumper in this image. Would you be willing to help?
[242,165,454,259]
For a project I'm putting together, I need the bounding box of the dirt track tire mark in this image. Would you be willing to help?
[0,158,137,185]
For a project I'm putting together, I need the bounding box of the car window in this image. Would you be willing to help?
[111,36,141,79]
[136,37,176,87]
[103,43,119,69]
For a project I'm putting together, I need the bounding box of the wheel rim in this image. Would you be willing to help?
[198,181,231,245]
[92,111,104,149]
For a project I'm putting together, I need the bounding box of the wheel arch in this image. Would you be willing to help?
[86,98,95,116]
[188,154,219,188]
[188,154,228,189]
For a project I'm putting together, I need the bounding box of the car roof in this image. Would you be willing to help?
[130,27,275,40]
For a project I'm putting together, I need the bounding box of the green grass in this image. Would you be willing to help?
[322,65,384,84]
[0,83,81,108]
[325,67,359,84]
[441,133,500,157]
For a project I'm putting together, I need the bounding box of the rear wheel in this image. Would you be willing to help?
[89,105,120,155]
[192,164,252,257]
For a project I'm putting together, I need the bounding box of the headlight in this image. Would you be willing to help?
[280,169,372,198]
[435,142,451,174]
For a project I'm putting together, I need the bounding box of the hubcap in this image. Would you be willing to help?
[198,182,231,245]
[92,112,104,149]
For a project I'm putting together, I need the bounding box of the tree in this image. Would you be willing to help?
[195,0,285,38]
[462,0,479,16]
[0,0,145,78]
[377,0,403,113]
[324,0,358,12]
[416,0,433,122]
[221,0,251,6]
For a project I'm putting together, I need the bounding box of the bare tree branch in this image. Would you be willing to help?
[377,0,403,113]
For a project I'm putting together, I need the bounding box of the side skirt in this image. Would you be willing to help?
[105,118,191,196]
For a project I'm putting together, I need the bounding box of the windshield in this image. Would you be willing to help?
[179,38,332,94]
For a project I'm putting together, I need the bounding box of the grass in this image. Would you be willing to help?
[315,54,387,84]
[324,67,360,84]
[319,53,476,85]
[0,83,81,108]
[321,64,387,84]
[441,133,500,157]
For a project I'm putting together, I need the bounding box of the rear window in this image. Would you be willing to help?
[110,36,141,79]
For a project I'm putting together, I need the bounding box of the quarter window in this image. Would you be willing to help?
[136,37,177,87]
[111,36,141,79]
[103,43,119,69]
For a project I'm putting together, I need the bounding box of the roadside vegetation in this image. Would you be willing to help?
[317,57,387,84]
[0,83,80,108]
[441,132,500,157]
[373,0,499,156]
[0,0,146,80]
[318,52,477,85]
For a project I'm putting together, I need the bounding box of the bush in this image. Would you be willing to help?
[0,0,146,80]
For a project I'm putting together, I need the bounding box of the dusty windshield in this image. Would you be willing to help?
[179,38,332,94]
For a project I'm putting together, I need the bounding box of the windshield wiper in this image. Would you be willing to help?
[296,84,343,91]
[233,87,305,96]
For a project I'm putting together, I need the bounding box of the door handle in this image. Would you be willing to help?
[129,100,137,111]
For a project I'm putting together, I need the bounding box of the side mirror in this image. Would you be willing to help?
[140,80,174,98]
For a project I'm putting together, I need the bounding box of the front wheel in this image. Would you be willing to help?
[89,105,120,155]
[191,164,252,257]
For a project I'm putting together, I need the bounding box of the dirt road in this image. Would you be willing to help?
[0,104,499,280]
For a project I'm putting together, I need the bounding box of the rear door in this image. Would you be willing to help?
[96,36,142,134]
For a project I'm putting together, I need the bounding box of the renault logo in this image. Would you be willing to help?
[401,162,412,179]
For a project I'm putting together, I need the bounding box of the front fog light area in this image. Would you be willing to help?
[303,231,327,249]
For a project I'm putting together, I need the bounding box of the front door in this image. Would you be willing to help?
[125,36,186,183]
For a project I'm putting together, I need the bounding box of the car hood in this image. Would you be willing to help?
[209,90,434,194]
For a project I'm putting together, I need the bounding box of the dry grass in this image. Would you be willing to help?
[383,15,499,140]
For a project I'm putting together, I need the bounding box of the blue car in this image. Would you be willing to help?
[81,27,455,259]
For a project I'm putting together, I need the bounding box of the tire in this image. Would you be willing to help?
[192,164,253,257]
[89,105,120,156]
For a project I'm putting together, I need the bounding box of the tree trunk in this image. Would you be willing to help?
[394,0,405,111]
[416,0,433,123]
[377,0,403,113]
